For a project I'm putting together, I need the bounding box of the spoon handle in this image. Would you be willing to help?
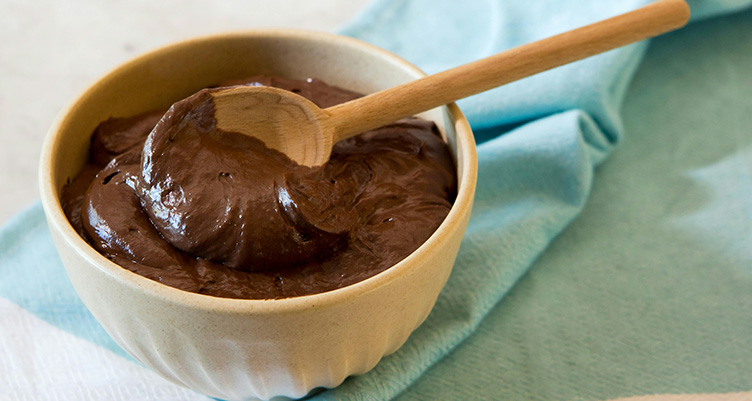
[325,0,690,142]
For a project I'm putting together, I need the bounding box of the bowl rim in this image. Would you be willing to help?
[39,28,478,315]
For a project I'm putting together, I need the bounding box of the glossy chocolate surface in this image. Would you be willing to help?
[62,76,456,299]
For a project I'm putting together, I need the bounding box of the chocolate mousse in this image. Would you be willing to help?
[61,76,457,299]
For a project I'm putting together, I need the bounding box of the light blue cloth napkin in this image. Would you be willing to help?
[1,1,751,400]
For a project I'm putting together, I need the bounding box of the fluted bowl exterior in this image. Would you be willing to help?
[39,30,477,401]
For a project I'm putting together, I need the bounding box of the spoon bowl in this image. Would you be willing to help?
[211,85,334,166]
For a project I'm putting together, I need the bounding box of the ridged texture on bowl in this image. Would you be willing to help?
[40,30,476,401]
[48,214,467,400]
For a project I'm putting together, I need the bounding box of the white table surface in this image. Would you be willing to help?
[0,0,370,226]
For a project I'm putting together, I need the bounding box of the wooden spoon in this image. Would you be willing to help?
[210,0,690,166]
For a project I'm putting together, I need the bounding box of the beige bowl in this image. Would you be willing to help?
[39,29,477,401]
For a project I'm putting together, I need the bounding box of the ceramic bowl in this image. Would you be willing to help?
[39,29,477,401]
